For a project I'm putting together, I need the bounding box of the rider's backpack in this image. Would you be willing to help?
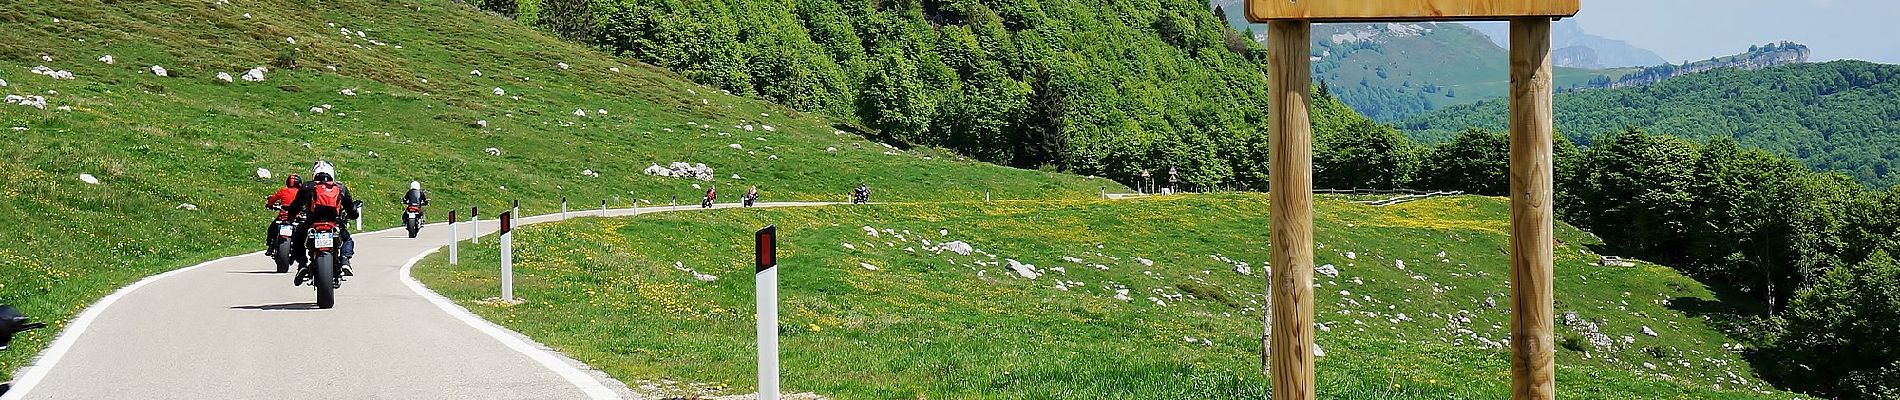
[311,182,344,215]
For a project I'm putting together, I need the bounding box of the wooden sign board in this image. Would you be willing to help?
[1246,0,1579,22]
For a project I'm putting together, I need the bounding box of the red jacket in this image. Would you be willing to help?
[266,187,299,218]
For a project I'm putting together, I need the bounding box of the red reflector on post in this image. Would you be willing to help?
[756,225,776,273]
[500,211,512,234]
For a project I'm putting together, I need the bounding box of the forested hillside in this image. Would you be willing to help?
[1403,60,1900,188]
[485,0,1376,190]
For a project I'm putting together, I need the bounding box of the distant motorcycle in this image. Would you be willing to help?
[402,203,424,238]
[269,212,305,273]
[743,192,758,207]
[852,189,869,205]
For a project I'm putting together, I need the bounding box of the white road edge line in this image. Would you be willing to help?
[397,247,620,400]
[5,201,844,400]
[1,251,262,400]
[2,223,415,400]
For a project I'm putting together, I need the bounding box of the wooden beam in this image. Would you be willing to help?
[1508,17,1556,400]
[1266,20,1315,400]
[1247,0,1579,22]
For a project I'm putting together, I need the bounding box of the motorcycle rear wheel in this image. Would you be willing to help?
[273,241,293,273]
[314,254,336,309]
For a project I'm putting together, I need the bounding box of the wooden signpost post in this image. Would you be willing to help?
[1245,1,1577,399]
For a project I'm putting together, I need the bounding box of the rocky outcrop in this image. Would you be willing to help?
[1578,42,1810,90]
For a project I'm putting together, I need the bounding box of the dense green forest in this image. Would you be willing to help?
[1318,124,1900,399]
[1402,60,1900,188]
[478,0,1375,191]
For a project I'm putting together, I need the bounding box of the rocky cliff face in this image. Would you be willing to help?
[1579,42,1810,90]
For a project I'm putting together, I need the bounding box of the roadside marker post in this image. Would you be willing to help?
[671,195,678,208]
[755,225,780,400]
[449,210,459,265]
[500,211,514,301]
[471,206,480,244]
[355,204,364,231]
[512,199,520,224]
[561,197,568,220]
[600,199,607,217]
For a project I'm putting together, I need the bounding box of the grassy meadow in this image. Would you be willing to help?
[415,194,1803,399]
[0,0,1113,378]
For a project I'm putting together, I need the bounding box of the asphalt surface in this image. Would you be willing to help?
[8,201,833,399]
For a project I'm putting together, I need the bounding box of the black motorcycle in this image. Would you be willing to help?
[402,202,424,238]
[0,305,45,395]
[269,213,305,273]
[302,220,344,309]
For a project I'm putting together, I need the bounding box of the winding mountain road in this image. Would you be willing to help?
[4,201,833,400]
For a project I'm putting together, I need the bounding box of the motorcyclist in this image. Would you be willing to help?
[744,186,759,207]
[702,185,717,208]
[854,183,869,204]
[264,174,302,256]
[402,180,429,218]
[286,161,359,285]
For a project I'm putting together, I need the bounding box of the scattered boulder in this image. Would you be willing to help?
[97,55,114,64]
[150,65,168,77]
[1316,264,1340,278]
[241,67,267,82]
[176,203,199,211]
[78,173,99,184]
[215,72,234,83]
[255,168,272,179]
[484,147,502,156]
[642,162,715,181]
[1006,259,1040,279]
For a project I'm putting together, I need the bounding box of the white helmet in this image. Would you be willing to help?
[410,181,421,191]
[312,160,335,180]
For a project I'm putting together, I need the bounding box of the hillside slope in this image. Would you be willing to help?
[1401,60,1900,187]
[494,0,1384,190]
[0,0,1115,378]
[416,194,1802,399]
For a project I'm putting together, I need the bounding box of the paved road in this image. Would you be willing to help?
[6,201,833,399]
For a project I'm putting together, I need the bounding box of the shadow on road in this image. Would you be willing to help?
[230,302,322,311]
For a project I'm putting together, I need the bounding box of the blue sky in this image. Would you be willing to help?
[1572,0,1900,64]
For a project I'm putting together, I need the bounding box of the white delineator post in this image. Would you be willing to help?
[561,197,568,220]
[512,199,520,224]
[755,225,780,400]
[600,199,607,217]
[500,211,514,301]
[355,204,364,231]
[449,210,459,265]
[470,206,480,244]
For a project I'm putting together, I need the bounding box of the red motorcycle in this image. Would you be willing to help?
[304,221,344,309]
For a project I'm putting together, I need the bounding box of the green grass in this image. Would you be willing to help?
[0,0,1116,379]
[414,194,1806,399]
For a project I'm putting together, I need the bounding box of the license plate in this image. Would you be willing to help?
[278,225,294,236]
[407,212,418,219]
[313,232,336,248]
